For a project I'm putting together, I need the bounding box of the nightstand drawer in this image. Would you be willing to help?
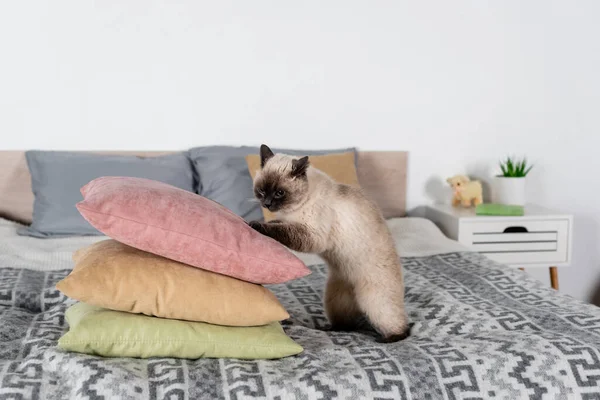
[459,219,570,265]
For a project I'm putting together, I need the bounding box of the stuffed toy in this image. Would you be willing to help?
[446,175,483,207]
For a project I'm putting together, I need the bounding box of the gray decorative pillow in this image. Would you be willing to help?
[189,146,355,221]
[20,151,195,237]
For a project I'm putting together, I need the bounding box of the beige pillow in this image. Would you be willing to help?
[56,240,289,326]
[245,152,360,221]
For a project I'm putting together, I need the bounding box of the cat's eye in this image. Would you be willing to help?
[256,189,265,197]
[274,189,285,198]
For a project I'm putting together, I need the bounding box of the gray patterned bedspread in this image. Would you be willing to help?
[2,251,600,399]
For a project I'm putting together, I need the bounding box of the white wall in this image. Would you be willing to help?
[1,1,599,301]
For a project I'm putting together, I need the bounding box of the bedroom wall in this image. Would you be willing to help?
[1,1,599,303]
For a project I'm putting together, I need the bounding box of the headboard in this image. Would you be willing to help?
[0,150,407,224]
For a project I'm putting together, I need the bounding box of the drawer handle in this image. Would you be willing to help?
[503,226,529,233]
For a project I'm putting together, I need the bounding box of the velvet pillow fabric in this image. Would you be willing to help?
[76,177,310,284]
[57,240,290,326]
[59,302,303,360]
[19,151,195,237]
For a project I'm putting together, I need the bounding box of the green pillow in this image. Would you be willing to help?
[58,302,303,360]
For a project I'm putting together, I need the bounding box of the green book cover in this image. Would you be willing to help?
[476,203,524,216]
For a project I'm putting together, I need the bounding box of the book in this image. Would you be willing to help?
[475,203,524,216]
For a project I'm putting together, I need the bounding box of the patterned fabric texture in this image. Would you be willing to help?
[1,252,600,399]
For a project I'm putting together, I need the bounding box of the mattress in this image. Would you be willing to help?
[1,217,599,399]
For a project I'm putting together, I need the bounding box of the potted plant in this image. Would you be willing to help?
[493,157,533,206]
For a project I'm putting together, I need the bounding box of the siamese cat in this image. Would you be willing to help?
[249,145,409,342]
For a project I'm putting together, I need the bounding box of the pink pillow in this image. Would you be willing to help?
[76,177,310,284]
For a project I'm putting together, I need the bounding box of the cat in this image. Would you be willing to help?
[248,144,409,342]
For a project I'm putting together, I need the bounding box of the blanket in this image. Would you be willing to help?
[1,218,599,399]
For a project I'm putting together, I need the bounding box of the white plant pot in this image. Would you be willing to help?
[493,177,526,206]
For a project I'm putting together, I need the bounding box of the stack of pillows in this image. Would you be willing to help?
[56,177,312,360]
[16,147,360,359]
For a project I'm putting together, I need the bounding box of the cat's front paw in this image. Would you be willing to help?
[248,220,267,235]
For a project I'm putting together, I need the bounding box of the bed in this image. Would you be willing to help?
[1,150,600,399]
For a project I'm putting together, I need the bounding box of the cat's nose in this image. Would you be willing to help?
[263,198,272,208]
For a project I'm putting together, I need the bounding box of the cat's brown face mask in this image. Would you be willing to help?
[253,145,309,213]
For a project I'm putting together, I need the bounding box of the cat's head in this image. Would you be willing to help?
[252,144,310,213]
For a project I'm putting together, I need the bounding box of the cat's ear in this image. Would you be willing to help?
[291,156,310,177]
[260,144,274,168]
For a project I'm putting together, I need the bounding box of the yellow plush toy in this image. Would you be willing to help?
[446,175,483,207]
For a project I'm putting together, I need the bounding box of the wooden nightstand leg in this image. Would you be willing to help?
[549,267,559,290]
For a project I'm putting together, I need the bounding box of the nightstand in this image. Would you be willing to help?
[425,203,573,290]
